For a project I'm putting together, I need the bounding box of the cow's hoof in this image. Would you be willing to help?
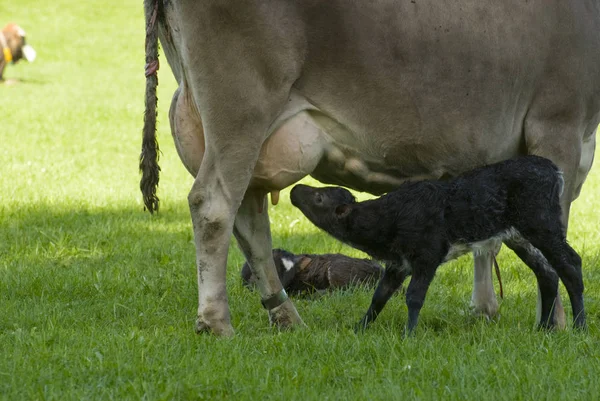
[268,299,306,330]
[552,301,567,330]
[470,299,499,321]
[195,317,235,337]
[535,294,566,330]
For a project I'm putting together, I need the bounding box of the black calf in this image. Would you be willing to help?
[290,156,585,334]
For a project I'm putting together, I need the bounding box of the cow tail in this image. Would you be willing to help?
[140,0,161,213]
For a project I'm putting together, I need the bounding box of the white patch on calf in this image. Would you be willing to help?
[444,228,519,263]
[281,257,295,272]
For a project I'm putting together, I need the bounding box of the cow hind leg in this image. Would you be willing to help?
[189,119,302,337]
[168,86,251,335]
[177,4,306,336]
[234,190,305,330]
[189,108,308,336]
[523,118,589,328]
[470,244,500,320]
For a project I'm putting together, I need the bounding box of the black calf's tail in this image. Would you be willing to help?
[140,0,161,213]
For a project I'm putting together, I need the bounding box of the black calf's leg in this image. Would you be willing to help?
[404,263,437,335]
[534,239,586,329]
[519,223,586,329]
[504,239,560,329]
[356,260,410,331]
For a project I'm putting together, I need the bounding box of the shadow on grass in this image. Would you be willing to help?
[4,203,595,335]
[1,77,49,86]
[1,202,345,274]
[0,203,361,332]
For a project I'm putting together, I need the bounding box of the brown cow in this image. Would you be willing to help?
[141,0,599,336]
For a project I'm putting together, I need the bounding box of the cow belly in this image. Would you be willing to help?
[169,85,413,193]
[253,108,423,193]
[171,86,523,196]
[261,103,524,195]
[254,109,450,194]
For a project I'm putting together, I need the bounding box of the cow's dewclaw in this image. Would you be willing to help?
[195,317,235,337]
[268,300,306,331]
[470,300,499,321]
[536,292,567,330]
[554,300,567,330]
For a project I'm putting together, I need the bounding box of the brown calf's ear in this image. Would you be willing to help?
[298,257,312,271]
[335,204,352,218]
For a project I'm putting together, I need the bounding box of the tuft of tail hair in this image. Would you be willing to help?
[140,0,161,213]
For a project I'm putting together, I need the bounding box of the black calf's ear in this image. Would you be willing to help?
[335,204,352,218]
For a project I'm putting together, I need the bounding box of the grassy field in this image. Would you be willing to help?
[2,1,600,399]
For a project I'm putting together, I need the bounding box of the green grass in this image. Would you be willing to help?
[2,1,600,399]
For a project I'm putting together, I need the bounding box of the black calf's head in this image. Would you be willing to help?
[290,185,356,232]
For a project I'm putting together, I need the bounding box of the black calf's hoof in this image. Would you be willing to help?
[536,321,556,332]
[573,312,587,331]
[354,319,369,334]
[573,319,587,332]
[403,327,417,338]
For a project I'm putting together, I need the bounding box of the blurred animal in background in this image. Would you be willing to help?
[0,23,36,80]
[241,248,384,295]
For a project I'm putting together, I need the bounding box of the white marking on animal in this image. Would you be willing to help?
[445,228,521,262]
[281,257,295,272]
[22,45,36,62]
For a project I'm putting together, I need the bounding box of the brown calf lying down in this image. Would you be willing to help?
[241,249,383,295]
